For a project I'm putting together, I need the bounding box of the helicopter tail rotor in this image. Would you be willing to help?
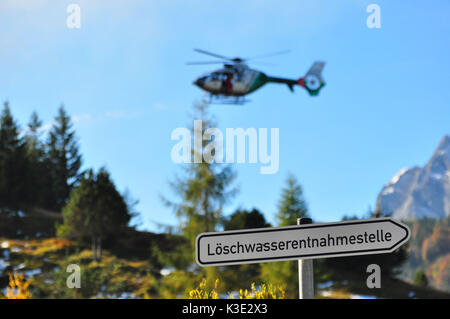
[298,61,326,96]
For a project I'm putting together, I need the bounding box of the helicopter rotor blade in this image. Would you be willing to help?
[186,61,228,65]
[245,50,291,61]
[250,61,276,66]
[188,48,289,66]
[193,48,233,61]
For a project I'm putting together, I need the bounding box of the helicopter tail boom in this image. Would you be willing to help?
[265,76,298,92]
[266,61,326,96]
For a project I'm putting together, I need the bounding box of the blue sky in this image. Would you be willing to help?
[1,0,449,231]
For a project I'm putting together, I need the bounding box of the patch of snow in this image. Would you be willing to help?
[350,294,376,299]
[15,263,26,270]
[118,292,135,299]
[317,281,333,289]
[11,247,22,253]
[388,168,409,185]
[186,262,198,272]
[160,267,175,276]
[382,186,395,195]
[319,291,332,297]
[437,136,450,157]
[430,173,443,180]
[0,258,10,271]
[224,291,239,299]
[20,268,41,277]
[98,292,136,299]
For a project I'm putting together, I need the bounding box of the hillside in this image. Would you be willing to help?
[1,224,450,298]
[401,217,450,292]
[2,236,450,299]
[0,215,185,298]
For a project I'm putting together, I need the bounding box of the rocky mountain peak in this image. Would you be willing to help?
[376,135,450,220]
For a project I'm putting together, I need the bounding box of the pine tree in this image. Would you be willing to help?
[261,173,309,298]
[61,167,131,261]
[162,101,237,283]
[46,105,82,211]
[276,173,309,226]
[224,208,270,230]
[0,102,28,215]
[164,102,237,241]
[23,111,48,210]
[0,102,21,153]
[222,208,270,290]
[24,111,43,158]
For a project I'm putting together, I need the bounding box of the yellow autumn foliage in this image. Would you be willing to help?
[187,278,286,299]
[188,278,220,299]
[4,272,32,299]
[233,282,286,299]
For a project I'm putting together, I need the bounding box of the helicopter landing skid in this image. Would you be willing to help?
[206,94,250,105]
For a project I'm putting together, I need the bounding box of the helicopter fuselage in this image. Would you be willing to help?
[193,64,267,97]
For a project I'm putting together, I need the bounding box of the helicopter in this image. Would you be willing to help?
[187,49,326,104]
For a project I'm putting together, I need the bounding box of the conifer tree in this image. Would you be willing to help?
[23,111,48,210]
[46,105,82,211]
[276,173,309,226]
[224,208,270,230]
[261,173,309,298]
[24,111,43,158]
[0,102,27,215]
[222,208,270,290]
[61,167,131,261]
[162,101,237,283]
[164,102,237,242]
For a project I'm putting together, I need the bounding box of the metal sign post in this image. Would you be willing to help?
[298,218,314,299]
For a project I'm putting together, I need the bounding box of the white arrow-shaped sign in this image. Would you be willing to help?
[196,218,410,267]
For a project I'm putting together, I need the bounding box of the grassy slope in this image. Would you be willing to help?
[0,230,182,299]
[2,236,450,299]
